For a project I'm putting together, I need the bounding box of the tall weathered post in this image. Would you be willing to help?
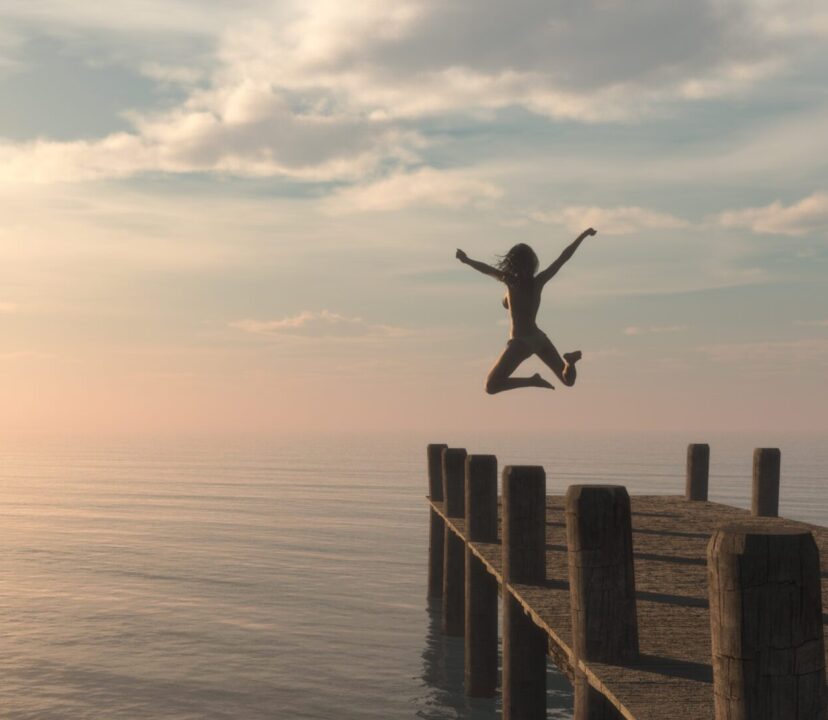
[442,447,467,636]
[427,443,448,599]
[685,443,710,501]
[502,465,547,720]
[566,485,639,720]
[708,524,826,719]
[752,447,781,517]
[464,454,498,697]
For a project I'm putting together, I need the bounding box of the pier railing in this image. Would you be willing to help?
[425,442,827,720]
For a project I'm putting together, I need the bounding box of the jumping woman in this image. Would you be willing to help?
[456,227,596,394]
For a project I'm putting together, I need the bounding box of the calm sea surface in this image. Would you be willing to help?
[0,432,825,719]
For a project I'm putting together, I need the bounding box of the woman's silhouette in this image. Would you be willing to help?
[456,228,596,394]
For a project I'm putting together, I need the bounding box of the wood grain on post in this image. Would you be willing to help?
[428,443,447,501]
[566,485,639,720]
[427,444,448,599]
[686,443,710,501]
[442,447,467,519]
[708,524,827,719]
[752,447,781,517]
[464,454,498,698]
[502,465,547,720]
[428,511,445,600]
[442,447,467,636]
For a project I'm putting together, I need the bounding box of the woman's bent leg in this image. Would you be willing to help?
[485,341,552,394]
[537,338,579,387]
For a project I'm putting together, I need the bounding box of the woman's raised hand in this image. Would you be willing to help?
[583,228,597,237]
[455,248,468,262]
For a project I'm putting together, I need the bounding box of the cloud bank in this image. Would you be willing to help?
[231,310,407,340]
[0,0,816,185]
[716,192,828,236]
[531,205,687,235]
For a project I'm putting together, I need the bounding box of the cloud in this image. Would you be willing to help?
[531,205,688,235]
[139,61,207,86]
[0,1,246,36]
[754,0,828,39]
[624,325,687,336]
[584,347,628,360]
[0,102,423,184]
[231,310,407,340]
[697,338,828,367]
[219,2,799,125]
[795,319,828,327]
[325,168,502,213]
[0,0,814,185]
[716,192,828,236]
[0,302,18,314]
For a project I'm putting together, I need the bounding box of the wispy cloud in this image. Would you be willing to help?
[0,302,18,314]
[139,61,207,86]
[795,319,828,327]
[325,168,501,213]
[0,113,423,184]
[716,191,828,236]
[697,338,828,367]
[584,347,629,360]
[231,310,408,340]
[624,325,687,336]
[531,206,687,235]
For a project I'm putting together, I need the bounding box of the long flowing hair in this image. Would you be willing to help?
[496,243,539,283]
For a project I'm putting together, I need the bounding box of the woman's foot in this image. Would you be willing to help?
[531,373,555,390]
[562,351,581,386]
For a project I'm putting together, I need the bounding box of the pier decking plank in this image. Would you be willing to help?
[429,495,828,720]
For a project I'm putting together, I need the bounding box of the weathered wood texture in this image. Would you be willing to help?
[752,448,781,517]
[428,443,448,501]
[443,527,465,636]
[465,454,498,697]
[566,485,639,664]
[466,455,498,542]
[442,447,467,518]
[502,466,546,585]
[427,444,448,599]
[430,494,828,720]
[686,444,710,501]
[567,485,639,720]
[708,524,826,720]
[502,466,547,720]
[575,675,624,720]
[428,509,445,599]
[466,557,498,696]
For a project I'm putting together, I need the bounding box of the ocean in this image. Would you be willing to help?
[0,432,825,719]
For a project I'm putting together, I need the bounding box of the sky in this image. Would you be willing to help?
[0,0,827,438]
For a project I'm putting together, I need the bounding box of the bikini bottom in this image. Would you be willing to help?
[508,328,550,354]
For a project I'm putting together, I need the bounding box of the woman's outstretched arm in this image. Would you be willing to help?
[536,228,596,285]
[456,249,505,280]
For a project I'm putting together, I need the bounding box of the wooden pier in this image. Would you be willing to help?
[426,443,828,719]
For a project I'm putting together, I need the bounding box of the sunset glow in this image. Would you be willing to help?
[1,1,827,436]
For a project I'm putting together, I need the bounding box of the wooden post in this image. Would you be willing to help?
[464,454,498,698]
[708,524,826,719]
[442,447,466,519]
[686,443,710,501]
[427,443,448,599]
[428,443,447,502]
[752,447,781,517]
[502,465,547,720]
[442,447,467,636]
[566,485,639,720]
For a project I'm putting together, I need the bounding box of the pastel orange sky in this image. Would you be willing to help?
[1,1,827,437]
